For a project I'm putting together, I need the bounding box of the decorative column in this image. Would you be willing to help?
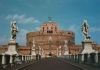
[30,55,31,60]
[2,54,5,65]
[69,54,71,61]
[95,52,98,63]
[24,55,26,61]
[26,55,28,61]
[29,55,31,60]
[9,55,13,64]
[81,54,84,62]
[31,55,33,60]
[74,55,76,61]
[88,53,90,63]
[27,55,29,61]
[76,55,78,62]
[28,55,30,61]
[28,55,29,61]
[22,55,24,61]
[25,55,26,61]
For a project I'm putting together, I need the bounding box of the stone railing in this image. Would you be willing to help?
[59,52,100,67]
[0,54,36,68]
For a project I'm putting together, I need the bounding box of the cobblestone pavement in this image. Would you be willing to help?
[19,58,83,70]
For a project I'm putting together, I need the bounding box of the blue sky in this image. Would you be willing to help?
[0,0,100,45]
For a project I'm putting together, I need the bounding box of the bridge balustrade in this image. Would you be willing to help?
[0,54,35,69]
[0,55,2,65]
[78,54,82,63]
[98,52,100,66]
[60,52,100,67]
[89,53,95,64]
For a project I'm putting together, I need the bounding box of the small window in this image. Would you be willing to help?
[68,32,71,34]
[47,30,53,33]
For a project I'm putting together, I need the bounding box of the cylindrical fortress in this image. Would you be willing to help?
[26,21,75,56]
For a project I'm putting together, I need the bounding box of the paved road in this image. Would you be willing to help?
[19,58,83,70]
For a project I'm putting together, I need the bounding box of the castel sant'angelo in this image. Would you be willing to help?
[0,18,100,57]
[27,18,75,56]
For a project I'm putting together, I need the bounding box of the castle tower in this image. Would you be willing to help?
[26,18,75,57]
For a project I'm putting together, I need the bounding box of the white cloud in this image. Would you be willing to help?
[67,25,78,32]
[16,29,29,46]
[6,14,40,24]
[90,27,100,32]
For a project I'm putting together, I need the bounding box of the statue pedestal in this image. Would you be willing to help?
[63,40,69,55]
[64,46,69,55]
[31,41,36,56]
[31,49,36,55]
[64,51,69,55]
[82,39,95,54]
[5,40,18,55]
